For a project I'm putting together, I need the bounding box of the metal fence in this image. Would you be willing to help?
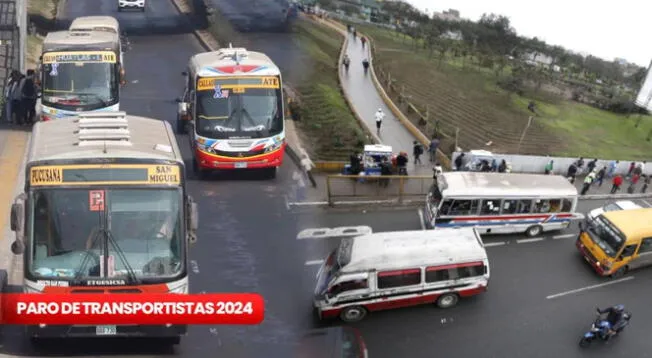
[326,175,433,205]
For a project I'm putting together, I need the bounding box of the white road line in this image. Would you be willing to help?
[546,276,635,300]
[283,194,291,211]
[304,260,324,266]
[287,201,329,206]
[553,234,575,240]
[484,242,506,247]
[417,209,425,230]
[516,237,544,244]
[641,200,652,208]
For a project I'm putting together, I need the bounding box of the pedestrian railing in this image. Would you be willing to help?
[326,175,432,205]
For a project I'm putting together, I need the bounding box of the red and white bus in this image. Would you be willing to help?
[298,226,489,323]
[177,45,286,179]
[9,112,198,345]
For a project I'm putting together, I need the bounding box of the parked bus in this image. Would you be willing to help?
[38,30,126,121]
[577,208,652,277]
[9,112,198,344]
[299,226,489,323]
[177,45,285,179]
[68,16,124,65]
[421,172,583,237]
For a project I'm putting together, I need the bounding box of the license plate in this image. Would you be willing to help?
[96,325,117,336]
[234,162,247,169]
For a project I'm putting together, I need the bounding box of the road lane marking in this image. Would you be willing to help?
[483,242,506,247]
[283,194,291,210]
[516,238,544,244]
[546,276,635,300]
[553,234,575,240]
[417,209,425,230]
[287,201,329,206]
[641,200,652,207]
[305,260,324,266]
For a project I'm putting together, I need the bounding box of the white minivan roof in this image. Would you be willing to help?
[339,228,487,273]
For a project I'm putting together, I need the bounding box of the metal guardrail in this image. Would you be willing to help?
[326,174,432,205]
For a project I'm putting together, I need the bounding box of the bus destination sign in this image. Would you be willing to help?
[42,51,117,64]
[197,76,280,91]
[29,164,181,186]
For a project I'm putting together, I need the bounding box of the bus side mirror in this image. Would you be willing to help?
[187,197,198,244]
[10,198,25,255]
[10,202,21,232]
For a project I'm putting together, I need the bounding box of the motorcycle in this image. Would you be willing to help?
[579,310,631,348]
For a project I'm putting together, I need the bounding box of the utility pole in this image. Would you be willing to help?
[17,0,26,73]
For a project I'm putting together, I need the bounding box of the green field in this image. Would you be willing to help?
[349,21,652,160]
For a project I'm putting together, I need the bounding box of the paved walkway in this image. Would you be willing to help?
[314,18,432,175]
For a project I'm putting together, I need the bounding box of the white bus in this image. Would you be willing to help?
[421,172,584,237]
[299,226,489,323]
[69,16,124,65]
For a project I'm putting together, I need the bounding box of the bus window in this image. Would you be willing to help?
[561,198,573,212]
[516,200,532,213]
[439,199,453,215]
[425,267,450,282]
[479,199,501,215]
[548,199,562,213]
[456,263,485,278]
[329,279,368,297]
[637,238,652,255]
[377,269,421,289]
[448,200,479,216]
[621,244,637,258]
[534,200,552,213]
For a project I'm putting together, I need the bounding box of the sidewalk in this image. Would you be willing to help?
[313,18,432,176]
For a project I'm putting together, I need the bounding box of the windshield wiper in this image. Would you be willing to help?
[106,229,140,285]
[73,229,103,283]
[77,93,109,107]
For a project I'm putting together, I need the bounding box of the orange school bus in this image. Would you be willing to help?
[576,208,652,277]
[9,112,198,345]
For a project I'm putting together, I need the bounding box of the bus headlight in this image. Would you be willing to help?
[265,140,283,153]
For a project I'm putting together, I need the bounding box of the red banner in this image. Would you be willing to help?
[0,293,264,325]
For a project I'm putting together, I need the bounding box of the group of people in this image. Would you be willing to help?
[4,69,38,126]
[562,157,649,195]
[454,152,510,173]
[342,24,370,75]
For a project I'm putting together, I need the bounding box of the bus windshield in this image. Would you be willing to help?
[195,77,283,139]
[28,188,183,282]
[587,216,626,257]
[41,61,119,111]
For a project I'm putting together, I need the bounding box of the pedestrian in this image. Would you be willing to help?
[627,162,636,178]
[607,160,618,178]
[361,36,367,48]
[581,171,595,195]
[576,157,585,173]
[596,166,606,186]
[4,70,20,123]
[566,162,578,184]
[428,137,440,162]
[396,151,408,175]
[498,159,507,173]
[362,58,370,74]
[413,141,423,165]
[611,174,623,194]
[544,160,554,175]
[638,161,646,175]
[21,69,37,125]
[374,108,384,135]
[587,158,598,173]
[632,164,643,181]
[490,159,498,172]
[10,71,25,124]
[379,158,392,187]
[642,175,650,193]
[454,153,465,171]
[628,174,640,194]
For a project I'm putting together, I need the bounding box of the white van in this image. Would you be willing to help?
[300,226,490,323]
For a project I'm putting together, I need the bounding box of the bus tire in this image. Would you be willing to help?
[436,293,459,309]
[339,306,367,323]
[611,266,627,278]
[525,225,542,237]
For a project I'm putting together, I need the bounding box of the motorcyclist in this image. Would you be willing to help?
[597,304,627,339]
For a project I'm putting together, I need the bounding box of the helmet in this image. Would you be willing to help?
[613,304,625,312]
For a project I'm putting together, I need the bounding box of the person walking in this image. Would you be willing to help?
[413,141,423,165]
[596,166,606,186]
[581,171,596,195]
[611,174,623,194]
[10,72,26,125]
[21,69,37,125]
[607,160,619,178]
[362,58,370,74]
[396,151,408,175]
[544,160,554,175]
[361,36,367,48]
[374,108,384,135]
[4,70,20,123]
[566,162,578,184]
[428,137,440,162]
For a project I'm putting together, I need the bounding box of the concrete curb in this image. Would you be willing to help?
[168,0,316,186]
[325,18,452,169]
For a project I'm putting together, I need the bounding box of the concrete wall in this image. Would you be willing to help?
[453,151,648,175]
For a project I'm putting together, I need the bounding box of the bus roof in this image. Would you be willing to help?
[602,208,652,240]
[69,16,120,33]
[340,228,487,273]
[43,30,120,53]
[189,47,281,77]
[28,112,183,164]
[439,172,578,198]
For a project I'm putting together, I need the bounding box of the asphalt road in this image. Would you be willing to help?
[0,0,311,357]
[295,197,652,358]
